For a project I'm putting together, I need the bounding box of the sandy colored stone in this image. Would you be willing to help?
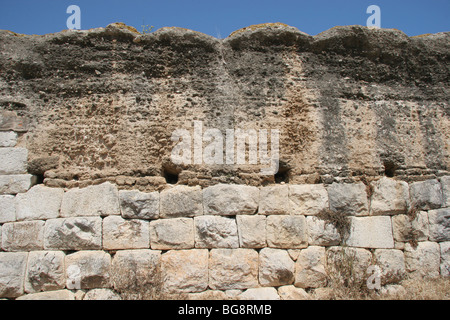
[259,185,289,215]
[0,174,36,195]
[236,215,266,248]
[160,185,203,218]
[294,246,327,289]
[373,249,406,284]
[392,212,429,242]
[440,241,450,277]
[370,177,409,215]
[186,290,228,300]
[409,179,443,210]
[0,252,27,298]
[16,289,76,300]
[440,176,450,208]
[404,241,440,279]
[427,208,450,242]
[15,185,63,221]
[346,216,394,249]
[0,195,15,223]
[203,184,259,216]
[0,147,28,175]
[1,220,44,251]
[150,218,194,250]
[83,288,121,300]
[326,246,373,283]
[65,251,111,289]
[306,216,341,246]
[25,250,65,293]
[266,215,307,249]
[102,215,150,250]
[238,287,280,300]
[277,285,310,300]
[259,248,294,286]
[289,184,329,216]
[194,215,238,248]
[0,131,17,147]
[328,182,369,216]
[119,189,159,220]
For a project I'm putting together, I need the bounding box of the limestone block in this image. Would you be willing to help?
[294,246,327,289]
[160,185,203,218]
[119,189,159,220]
[370,177,409,215]
[236,215,266,248]
[65,251,111,289]
[83,289,121,300]
[440,242,450,277]
[0,131,17,147]
[209,249,259,290]
[277,285,310,300]
[374,249,406,284]
[392,212,429,242]
[259,248,295,287]
[428,208,450,242]
[346,216,394,249]
[0,252,27,298]
[289,184,329,215]
[16,289,76,300]
[1,220,44,251]
[327,246,373,283]
[440,176,450,208]
[160,249,208,293]
[404,241,440,279]
[186,290,228,300]
[306,216,341,246]
[150,218,194,250]
[44,217,102,250]
[15,185,63,221]
[25,250,65,293]
[328,182,369,216]
[266,215,307,249]
[0,147,28,174]
[0,195,15,223]
[194,216,238,248]
[203,184,259,216]
[259,185,289,215]
[409,179,442,210]
[238,287,280,300]
[0,174,36,195]
[102,215,149,250]
[111,249,161,297]
[60,182,120,217]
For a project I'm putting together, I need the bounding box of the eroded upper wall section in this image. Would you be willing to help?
[0,23,449,190]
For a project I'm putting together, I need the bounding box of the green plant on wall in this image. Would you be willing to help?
[141,24,154,34]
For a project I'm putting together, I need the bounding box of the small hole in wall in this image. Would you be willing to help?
[274,168,290,184]
[35,174,45,185]
[384,161,397,178]
[164,169,179,185]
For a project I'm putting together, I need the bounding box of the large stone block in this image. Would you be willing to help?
[370,177,409,215]
[0,147,28,175]
[277,285,310,300]
[0,174,36,195]
[44,217,102,250]
[259,248,295,287]
[373,249,406,284]
[440,242,450,277]
[16,289,76,300]
[119,189,159,220]
[289,184,329,216]
[194,216,238,248]
[392,212,429,242]
[160,249,208,293]
[266,215,307,249]
[150,218,194,250]
[404,241,440,279]
[1,220,44,251]
[83,288,121,300]
[428,208,450,242]
[103,216,150,250]
[15,185,63,221]
[306,216,341,246]
[409,179,443,210]
[60,182,120,217]
[203,184,259,216]
[328,182,369,216]
[326,246,373,283]
[160,185,203,218]
[25,250,65,293]
[0,252,27,298]
[0,131,17,147]
[65,251,111,289]
[259,185,289,215]
[294,246,327,289]
[236,215,266,248]
[238,287,280,300]
[440,176,450,208]
[209,249,259,290]
[0,195,15,223]
[346,216,394,249]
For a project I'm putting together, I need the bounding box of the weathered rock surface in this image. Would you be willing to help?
[25,251,65,293]
[294,246,327,289]
[203,184,259,215]
[346,216,394,249]
[259,248,295,287]
[16,289,76,300]
[289,185,329,216]
[0,174,36,195]
[409,179,443,210]
[266,215,307,249]
[65,251,111,289]
[440,241,450,277]
[150,218,194,249]
[0,148,28,175]
[2,220,44,251]
[373,249,406,284]
[0,252,28,298]
[15,185,63,221]
[0,195,15,223]
[236,215,266,248]
[328,182,369,216]
[370,177,409,215]
[194,216,238,248]
[119,190,159,220]
[0,131,17,147]
[392,212,429,242]
[427,208,450,242]
[306,216,341,246]
[103,216,150,250]
[160,185,203,218]
[404,241,441,279]
[259,185,289,215]
[238,287,280,300]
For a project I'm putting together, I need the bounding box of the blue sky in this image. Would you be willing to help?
[0,0,448,37]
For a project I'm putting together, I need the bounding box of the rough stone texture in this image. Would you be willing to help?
[236,215,266,248]
[15,185,63,221]
[326,247,373,283]
[259,185,289,215]
[409,179,443,210]
[65,251,111,289]
[150,218,194,250]
[209,249,258,290]
[194,216,238,248]
[370,177,409,215]
[328,182,369,216]
[0,195,15,223]
[160,185,203,218]
[440,241,450,277]
[16,289,76,300]
[60,182,120,217]
[186,290,228,300]
[1,220,44,251]
[238,287,280,300]
[306,216,341,246]
[0,148,28,175]
[346,216,394,249]
[44,217,102,250]
[160,249,208,293]
[0,174,36,195]
[427,208,450,242]
[25,251,65,293]
[277,285,310,300]
[259,248,295,287]
[373,249,406,285]
[289,184,329,216]
[103,216,150,250]
[266,215,307,249]
[294,246,327,289]
[404,241,441,279]
[441,176,450,208]
[203,184,259,216]
[392,212,430,242]
[119,190,159,220]
[83,288,121,300]
[0,131,17,147]
[0,252,27,298]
